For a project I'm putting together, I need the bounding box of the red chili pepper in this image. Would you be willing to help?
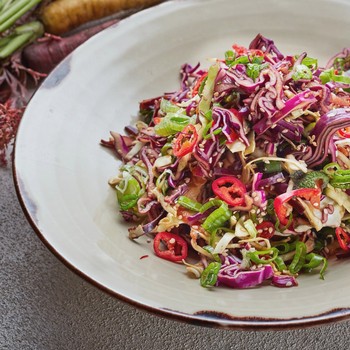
[232,44,264,58]
[256,221,275,239]
[226,108,243,143]
[335,227,350,251]
[153,117,162,125]
[212,176,246,206]
[274,188,321,226]
[173,124,198,157]
[338,127,350,138]
[232,44,247,56]
[153,232,188,262]
[192,72,208,97]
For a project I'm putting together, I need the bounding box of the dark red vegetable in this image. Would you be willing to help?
[153,232,188,262]
[212,176,246,207]
[22,18,119,74]
[173,124,198,157]
[256,221,275,239]
[274,188,321,226]
[191,72,207,97]
[338,126,350,138]
[0,101,25,166]
[335,227,350,251]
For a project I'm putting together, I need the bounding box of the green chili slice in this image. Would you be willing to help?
[292,170,329,190]
[303,253,328,280]
[263,160,282,173]
[200,262,222,288]
[247,247,279,264]
[323,162,341,177]
[274,256,287,272]
[329,168,350,189]
[289,241,307,274]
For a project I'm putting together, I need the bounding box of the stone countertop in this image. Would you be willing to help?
[1,165,350,350]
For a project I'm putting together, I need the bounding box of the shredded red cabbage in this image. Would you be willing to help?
[103,34,350,291]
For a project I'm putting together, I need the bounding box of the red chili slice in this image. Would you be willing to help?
[212,176,246,207]
[232,44,247,56]
[256,221,275,239]
[192,72,208,97]
[335,227,350,251]
[232,44,264,58]
[338,127,350,138]
[153,232,188,262]
[274,188,321,226]
[226,108,243,143]
[173,124,198,157]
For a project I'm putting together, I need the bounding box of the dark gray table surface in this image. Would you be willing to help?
[1,164,350,349]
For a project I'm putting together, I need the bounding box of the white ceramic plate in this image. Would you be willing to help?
[14,0,350,328]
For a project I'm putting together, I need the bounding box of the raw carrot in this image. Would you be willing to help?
[40,0,163,35]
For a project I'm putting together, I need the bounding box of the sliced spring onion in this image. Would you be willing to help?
[200,199,224,213]
[198,63,219,119]
[213,231,235,254]
[202,202,232,234]
[243,219,258,238]
[177,196,202,212]
[154,114,193,137]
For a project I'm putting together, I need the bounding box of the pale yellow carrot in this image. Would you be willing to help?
[40,0,163,35]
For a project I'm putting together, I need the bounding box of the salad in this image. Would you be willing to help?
[102,34,350,289]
